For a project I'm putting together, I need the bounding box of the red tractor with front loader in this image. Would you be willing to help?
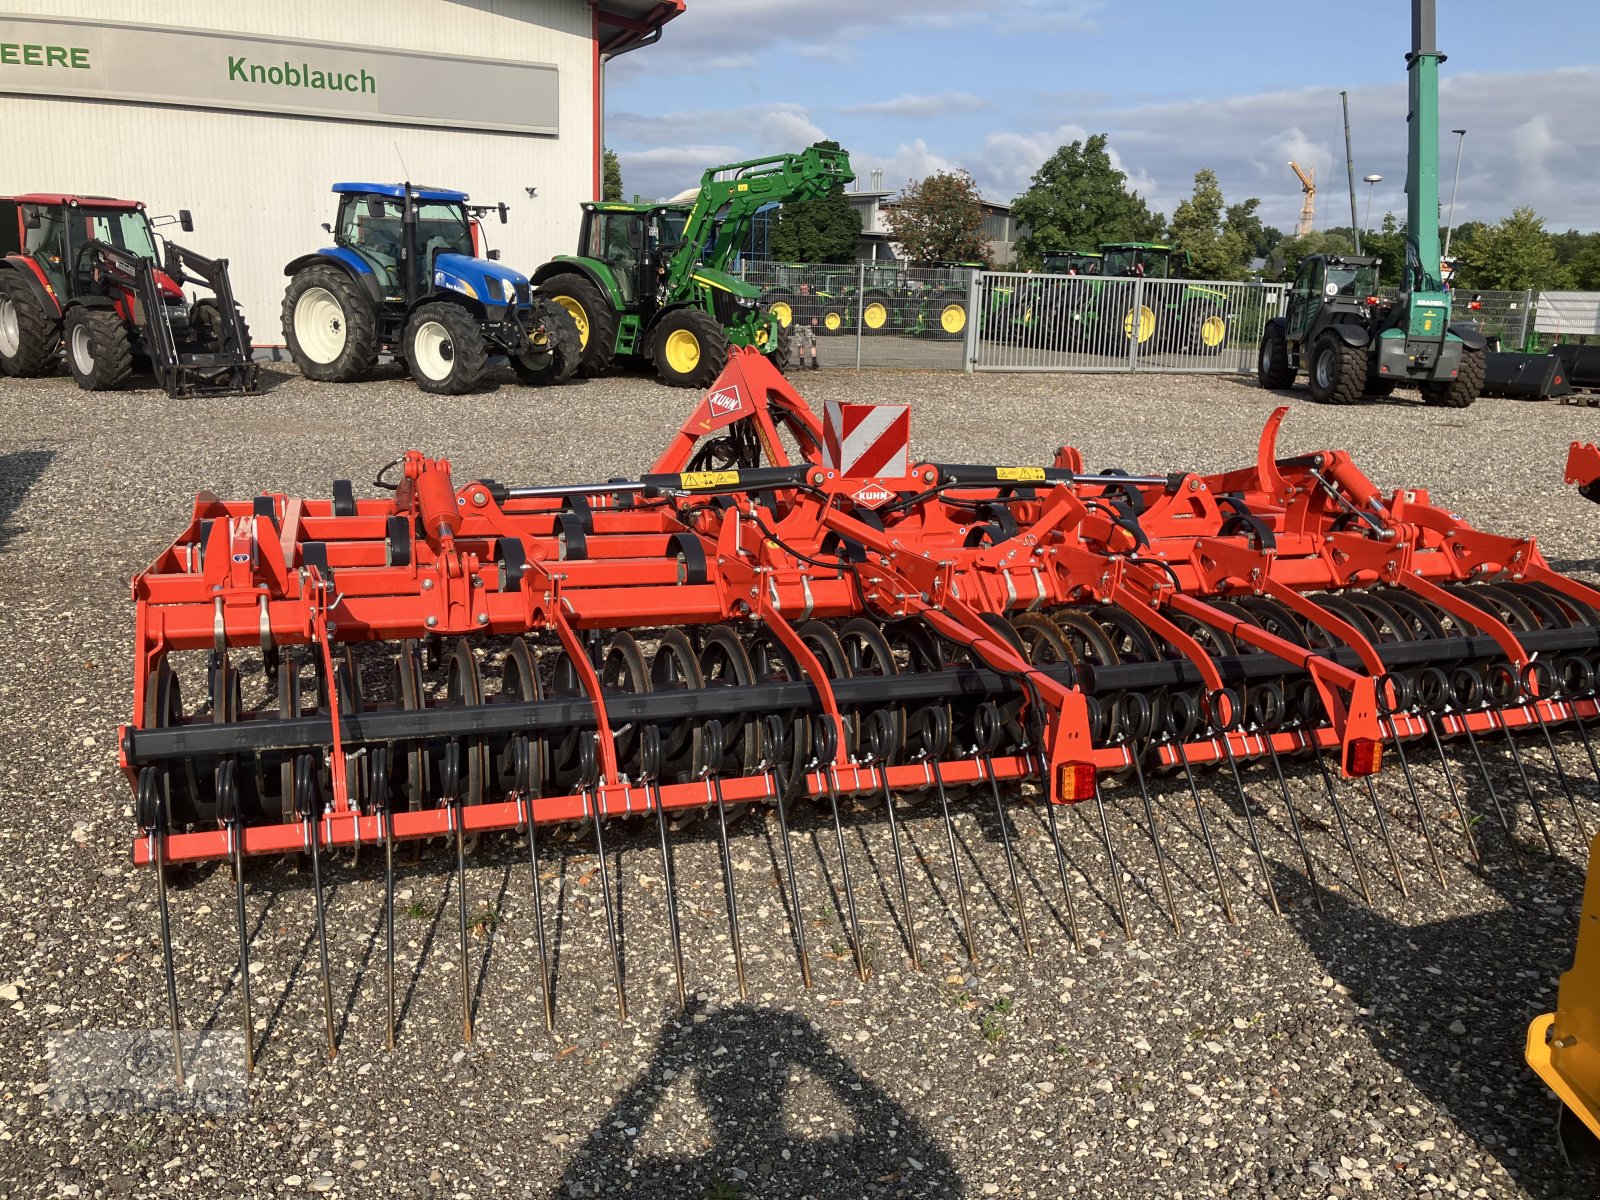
[0,193,256,397]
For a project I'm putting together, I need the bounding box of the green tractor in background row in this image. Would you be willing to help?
[1258,0,1484,407]
[532,146,854,388]
[1093,242,1231,354]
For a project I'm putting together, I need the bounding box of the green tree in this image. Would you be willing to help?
[1573,241,1600,290]
[1168,169,1253,279]
[602,147,623,203]
[1360,212,1405,287]
[1454,207,1570,291]
[1222,198,1281,266]
[1009,134,1163,265]
[768,140,862,263]
[885,168,990,266]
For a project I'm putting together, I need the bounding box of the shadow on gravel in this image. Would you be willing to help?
[1280,855,1599,1200]
[553,1004,963,1200]
[0,447,54,552]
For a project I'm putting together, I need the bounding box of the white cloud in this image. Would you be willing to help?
[840,91,992,119]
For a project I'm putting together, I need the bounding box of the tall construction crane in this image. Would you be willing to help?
[1288,161,1316,237]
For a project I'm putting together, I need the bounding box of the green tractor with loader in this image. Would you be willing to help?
[1257,0,1485,407]
[533,146,855,387]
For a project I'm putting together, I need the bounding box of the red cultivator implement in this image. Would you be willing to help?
[123,349,1600,1078]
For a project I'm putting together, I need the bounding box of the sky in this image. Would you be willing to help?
[605,0,1600,235]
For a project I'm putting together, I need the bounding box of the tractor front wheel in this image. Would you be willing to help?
[762,290,796,329]
[513,298,582,386]
[191,298,252,357]
[651,309,728,389]
[0,276,59,377]
[1257,325,1295,389]
[931,291,967,340]
[404,302,487,395]
[1306,336,1366,405]
[1420,345,1485,409]
[535,276,617,377]
[63,308,133,391]
[860,290,893,335]
[282,266,377,382]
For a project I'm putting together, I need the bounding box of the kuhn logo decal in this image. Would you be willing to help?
[707,386,743,416]
[851,484,896,509]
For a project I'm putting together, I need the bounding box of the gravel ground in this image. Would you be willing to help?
[2,361,1600,1199]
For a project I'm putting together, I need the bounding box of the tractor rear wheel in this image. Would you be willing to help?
[535,276,617,377]
[513,298,582,386]
[63,307,133,391]
[651,308,728,389]
[0,275,59,377]
[930,291,967,341]
[283,266,377,382]
[1306,335,1366,405]
[1420,344,1485,409]
[1257,324,1295,389]
[404,302,487,395]
[1195,309,1229,355]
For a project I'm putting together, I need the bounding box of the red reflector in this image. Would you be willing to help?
[1344,738,1382,776]
[1057,762,1097,802]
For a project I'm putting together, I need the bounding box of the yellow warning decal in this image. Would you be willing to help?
[679,470,740,489]
[996,467,1046,482]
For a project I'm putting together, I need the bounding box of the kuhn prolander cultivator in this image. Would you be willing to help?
[123,350,1600,1078]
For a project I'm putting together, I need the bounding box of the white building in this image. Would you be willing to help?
[0,2,681,345]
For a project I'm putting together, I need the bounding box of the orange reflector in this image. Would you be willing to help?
[1344,738,1383,776]
[1057,762,1097,802]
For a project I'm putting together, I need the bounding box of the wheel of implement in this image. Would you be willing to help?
[438,641,488,809]
[282,264,378,382]
[534,276,617,377]
[1306,335,1366,405]
[837,618,904,807]
[405,301,488,395]
[393,641,429,813]
[650,308,729,390]
[63,307,133,391]
[0,274,59,377]
[599,631,651,798]
[746,629,811,806]
[494,638,546,802]
[1256,323,1295,389]
[696,625,761,781]
[880,621,949,806]
[649,630,706,830]
[142,660,199,829]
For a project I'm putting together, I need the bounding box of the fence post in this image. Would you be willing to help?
[854,262,865,371]
[964,269,980,372]
[1127,276,1144,372]
[1519,288,1534,351]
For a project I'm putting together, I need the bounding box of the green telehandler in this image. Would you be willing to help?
[532,146,855,387]
[1258,0,1485,407]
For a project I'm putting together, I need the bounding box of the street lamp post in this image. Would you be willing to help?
[1361,174,1382,253]
[1443,128,1467,260]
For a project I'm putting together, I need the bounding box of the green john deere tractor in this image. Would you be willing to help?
[1095,242,1231,355]
[532,146,854,387]
[1258,0,1484,407]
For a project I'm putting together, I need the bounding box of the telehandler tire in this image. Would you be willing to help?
[1420,344,1484,409]
[1306,335,1366,405]
[1257,325,1295,389]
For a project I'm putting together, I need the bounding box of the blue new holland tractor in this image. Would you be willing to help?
[282,182,579,393]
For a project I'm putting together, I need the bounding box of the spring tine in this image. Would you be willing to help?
[1495,715,1559,856]
[1032,752,1084,952]
[1527,694,1589,843]
[1459,721,1522,864]
[1090,781,1134,939]
[1127,749,1180,935]
[1169,740,1237,925]
[452,803,473,1044]
[1423,716,1483,871]
[1263,739,1322,913]
[306,810,337,1058]
[651,782,688,1010]
[982,758,1032,956]
[1384,728,1447,888]
[220,763,255,1073]
[770,778,813,990]
[877,767,920,970]
[928,760,978,963]
[147,775,185,1087]
[523,796,554,1031]
[1310,749,1373,906]
[1216,735,1282,917]
[383,795,397,1051]
[709,774,749,1001]
[824,766,870,981]
[587,785,628,1021]
[1361,775,1408,897]
[1568,703,1600,792]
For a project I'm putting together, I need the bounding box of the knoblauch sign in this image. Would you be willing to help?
[0,15,559,135]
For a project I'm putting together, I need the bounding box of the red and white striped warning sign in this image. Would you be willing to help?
[823,401,911,478]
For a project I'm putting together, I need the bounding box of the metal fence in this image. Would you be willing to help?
[970,272,1282,374]
[739,261,974,370]
[1450,289,1537,351]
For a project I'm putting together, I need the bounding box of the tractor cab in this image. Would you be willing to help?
[5,195,182,303]
[1041,250,1102,276]
[575,202,690,309]
[1098,242,1188,279]
[329,183,505,305]
[1285,254,1382,345]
